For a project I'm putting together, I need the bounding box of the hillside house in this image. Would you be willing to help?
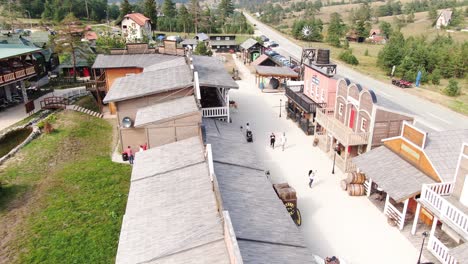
[314,78,414,172]
[436,10,453,29]
[120,13,152,42]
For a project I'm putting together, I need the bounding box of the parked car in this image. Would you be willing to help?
[269,41,279,47]
[264,49,278,56]
[260,35,269,42]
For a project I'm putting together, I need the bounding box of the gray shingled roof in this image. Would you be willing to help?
[131,137,205,181]
[240,38,259,50]
[204,118,315,263]
[210,40,238,46]
[116,137,230,264]
[424,129,468,182]
[117,163,229,264]
[353,146,435,202]
[103,64,193,103]
[142,56,187,72]
[134,96,200,127]
[192,55,239,89]
[255,65,299,78]
[180,39,198,45]
[92,53,181,69]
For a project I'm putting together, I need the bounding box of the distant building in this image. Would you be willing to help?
[368,29,386,44]
[120,13,152,42]
[436,9,453,29]
[208,35,238,51]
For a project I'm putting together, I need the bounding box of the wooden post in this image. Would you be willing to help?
[411,203,422,235]
[93,68,103,113]
[366,178,372,197]
[226,92,230,123]
[384,194,390,215]
[400,199,409,230]
[429,216,438,241]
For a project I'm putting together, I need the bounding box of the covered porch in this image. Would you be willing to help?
[353,146,436,230]
[254,65,299,91]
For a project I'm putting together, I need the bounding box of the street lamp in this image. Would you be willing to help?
[279,99,282,118]
[417,231,433,264]
[332,144,339,174]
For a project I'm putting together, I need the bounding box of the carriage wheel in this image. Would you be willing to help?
[293,208,302,226]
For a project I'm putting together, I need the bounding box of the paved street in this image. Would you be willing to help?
[228,55,430,263]
[244,13,468,131]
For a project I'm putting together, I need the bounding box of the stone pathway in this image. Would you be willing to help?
[228,54,433,264]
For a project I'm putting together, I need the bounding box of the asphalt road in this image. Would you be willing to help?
[244,13,468,131]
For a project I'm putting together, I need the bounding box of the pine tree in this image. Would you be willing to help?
[177,5,191,33]
[144,0,157,26]
[327,12,345,46]
[162,0,176,17]
[120,0,132,20]
[218,0,234,20]
[379,21,392,39]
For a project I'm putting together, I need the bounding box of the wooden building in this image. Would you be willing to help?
[0,44,42,107]
[251,54,280,67]
[209,35,238,51]
[353,124,468,263]
[314,78,414,172]
[239,38,264,64]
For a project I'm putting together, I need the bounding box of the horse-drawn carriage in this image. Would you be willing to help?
[273,183,302,226]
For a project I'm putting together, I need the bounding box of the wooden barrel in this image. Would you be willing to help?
[348,184,365,196]
[316,49,330,64]
[340,180,348,191]
[347,172,366,184]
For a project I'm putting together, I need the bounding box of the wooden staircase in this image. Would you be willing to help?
[66,105,104,118]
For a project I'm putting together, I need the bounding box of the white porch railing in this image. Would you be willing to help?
[202,106,228,118]
[427,182,454,195]
[420,184,468,235]
[384,198,403,229]
[427,235,458,264]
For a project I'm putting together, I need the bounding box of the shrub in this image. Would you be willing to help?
[339,50,359,65]
[444,79,460,96]
[364,49,369,56]
[431,69,441,85]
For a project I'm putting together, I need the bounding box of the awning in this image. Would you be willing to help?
[255,65,299,78]
[353,146,435,203]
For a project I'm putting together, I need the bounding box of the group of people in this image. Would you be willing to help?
[269,132,287,151]
[124,143,147,165]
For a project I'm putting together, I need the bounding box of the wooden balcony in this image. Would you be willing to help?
[427,235,458,264]
[315,108,369,146]
[419,183,468,238]
[0,66,36,85]
[285,86,326,113]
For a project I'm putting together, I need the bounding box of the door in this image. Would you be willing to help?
[349,107,356,129]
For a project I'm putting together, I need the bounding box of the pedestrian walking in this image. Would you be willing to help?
[139,145,144,152]
[126,146,134,165]
[280,132,287,151]
[308,170,316,188]
[270,133,276,148]
[246,123,251,131]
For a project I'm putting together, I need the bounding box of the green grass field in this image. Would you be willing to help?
[0,111,130,263]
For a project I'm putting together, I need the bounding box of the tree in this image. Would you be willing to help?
[339,50,359,65]
[119,0,132,20]
[177,5,191,33]
[190,0,202,34]
[428,6,438,19]
[377,31,406,71]
[218,0,234,20]
[162,0,176,17]
[53,13,83,81]
[327,12,345,46]
[379,21,392,39]
[144,0,157,26]
[194,41,213,56]
[108,4,120,20]
[444,79,460,96]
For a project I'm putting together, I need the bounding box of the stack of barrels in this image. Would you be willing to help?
[340,172,366,196]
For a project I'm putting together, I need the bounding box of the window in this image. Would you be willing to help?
[216,37,221,40]
[315,86,319,99]
[361,118,368,131]
[217,45,220,49]
[338,103,344,116]
[321,89,325,101]
[132,23,136,27]
[225,37,230,40]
